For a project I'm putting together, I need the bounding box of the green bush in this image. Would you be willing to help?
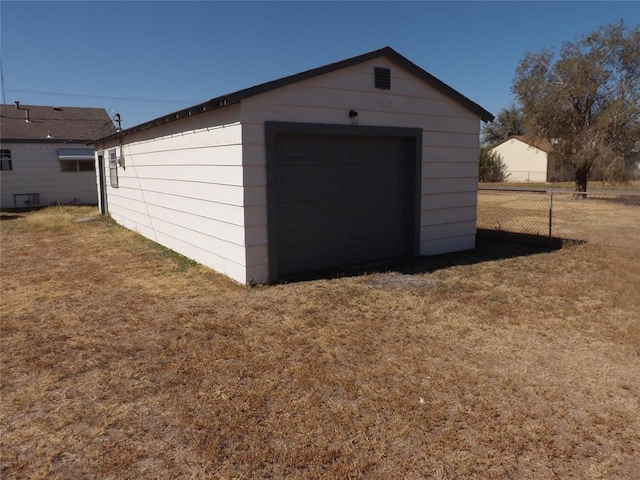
[479,147,509,182]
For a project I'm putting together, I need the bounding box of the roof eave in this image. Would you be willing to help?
[380,48,494,123]
[91,94,240,145]
[92,46,494,145]
[1,138,96,144]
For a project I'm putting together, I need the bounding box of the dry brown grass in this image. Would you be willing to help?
[478,190,640,249]
[2,206,639,479]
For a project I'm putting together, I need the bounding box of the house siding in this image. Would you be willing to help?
[0,143,98,209]
[97,105,250,283]
[491,138,548,182]
[240,57,481,282]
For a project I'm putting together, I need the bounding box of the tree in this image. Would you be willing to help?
[481,105,526,147]
[479,147,508,182]
[512,21,640,192]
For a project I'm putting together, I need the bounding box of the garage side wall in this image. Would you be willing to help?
[241,57,481,283]
[97,105,250,283]
[491,139,548,182]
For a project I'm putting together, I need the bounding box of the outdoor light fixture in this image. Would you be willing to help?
[349,109,359,124]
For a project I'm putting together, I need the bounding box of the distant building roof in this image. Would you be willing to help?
[94,46,494,144]
[493,135,554,153]
[0,103,116,143]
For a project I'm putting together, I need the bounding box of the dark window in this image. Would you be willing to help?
[374,67,391,89]
[61,160,95,172]
[61,161,77,172]
[78,161,94,172]
[58,149,95,172]
[0,149,12,171]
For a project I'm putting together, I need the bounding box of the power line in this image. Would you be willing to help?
[0,57,5,104]
[5,88,198,104]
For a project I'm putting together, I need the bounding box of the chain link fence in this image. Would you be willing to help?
[477,186,640,250]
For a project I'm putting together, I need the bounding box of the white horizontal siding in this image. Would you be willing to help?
[241,82,474,119]
[144,204,246,246]
[242,108,480,135]
[1,144,98,208]
[107,186,247,235]
[121,178,245,206]
[420,206,477,226]
[99,105,250,284]
[127,164,244,185]
[423,146,479,163]
[421,221,477,240]
[140,190,246,227]
[126,144,243,166]
[421,235,476,256]
[244,185,267,208]
[422,191,477,209]
[424,162,477,179]
[422,131,480,148]
[245,224,268,246]
[109,206,154,231]
[143,215,247,265]
[422,178,477,195]
[152,228,248,283]
[245,263,269,286]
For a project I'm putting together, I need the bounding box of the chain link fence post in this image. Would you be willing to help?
[478,186,640,250]
[548,189,553,246]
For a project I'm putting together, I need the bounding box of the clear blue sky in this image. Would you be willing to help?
[1,1,638,128]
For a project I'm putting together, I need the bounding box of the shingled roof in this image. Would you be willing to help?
[1,103,116,143]
[493,136,555,153]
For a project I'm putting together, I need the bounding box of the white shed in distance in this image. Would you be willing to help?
[490,136,555,183]
[93,47,493,284]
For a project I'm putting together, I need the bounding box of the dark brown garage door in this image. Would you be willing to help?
[266,123,421,280]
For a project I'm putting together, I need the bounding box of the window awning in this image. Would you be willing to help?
[57,149,95,161]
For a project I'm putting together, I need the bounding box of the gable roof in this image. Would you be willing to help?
[0,104,116,143]
[492,135,554,153]
[94,46,494,144]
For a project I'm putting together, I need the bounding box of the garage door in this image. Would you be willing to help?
[267,125,420,279]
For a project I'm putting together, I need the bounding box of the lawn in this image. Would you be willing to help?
[1,206,639,479]
[478,189,640,245]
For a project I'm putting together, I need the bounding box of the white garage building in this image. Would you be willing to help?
[93,47,493,284]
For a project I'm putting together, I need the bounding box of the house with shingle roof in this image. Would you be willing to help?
[489,135,572,183]
[1,103,116,209]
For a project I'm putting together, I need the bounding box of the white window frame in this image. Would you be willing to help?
[109,149,119,188]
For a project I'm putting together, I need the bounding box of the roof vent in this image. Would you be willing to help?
[374,67,391,89]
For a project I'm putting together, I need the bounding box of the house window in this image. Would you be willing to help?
[58,149,95,172]
[109,149,119,188]
[0,149,12,171]
[61,160,95,172]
